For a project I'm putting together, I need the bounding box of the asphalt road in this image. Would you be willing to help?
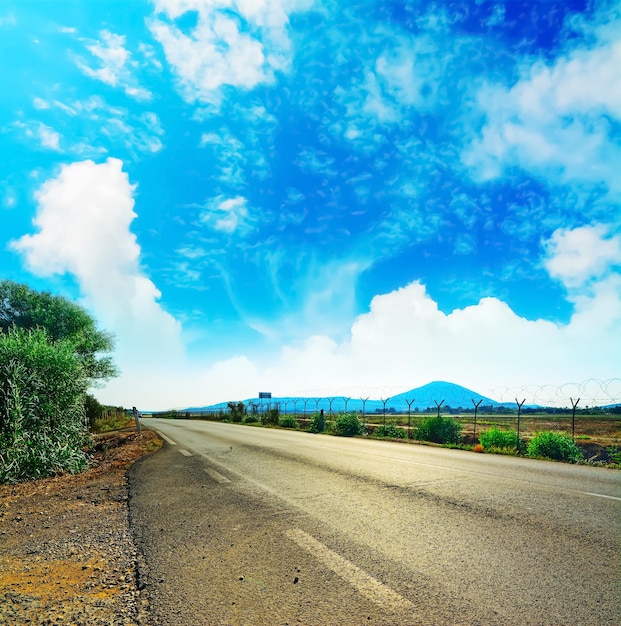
[129,419,620,625]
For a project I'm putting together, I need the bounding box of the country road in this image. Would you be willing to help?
[129,419,620,626]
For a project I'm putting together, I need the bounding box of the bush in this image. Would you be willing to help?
[261,408,279,426]
[91,408,129,433]
[374,422,406,439]
[334,412,364,437]
[526,432,582,462]
[0,327,89,482]
[479,427,516,451]
[279,415,299,429]
[415,416,462,444]
[228,401,246,423]
[243,413,259,423]
[308,411,325,433]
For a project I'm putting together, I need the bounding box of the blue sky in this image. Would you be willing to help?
[1,0,620,409]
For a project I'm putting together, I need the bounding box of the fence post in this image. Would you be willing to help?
[570,397,580,441]
[406,398,415,439]
[472,399,482,441]
[516,398,525,453]
[361,397,369,422]
[381,397,390,426]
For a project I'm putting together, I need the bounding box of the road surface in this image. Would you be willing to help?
[129,419,620,625]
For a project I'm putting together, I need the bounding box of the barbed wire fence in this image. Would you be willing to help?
[288,379,621,411]
[152,379,620,444]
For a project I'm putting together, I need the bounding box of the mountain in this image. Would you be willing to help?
[389,381,501,411]
[185,381,502,414]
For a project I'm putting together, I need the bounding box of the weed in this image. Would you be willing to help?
[526,432,582,462]
[279,415,300,429]
[373,423,407,439]
[334,413,364,437]
[91,408,130,433]
[308,412,325,433]
[415,416,462,444]
[479,428,516,451]
[261,408,279,426]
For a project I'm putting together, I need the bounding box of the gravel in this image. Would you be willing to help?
[0,430,161,625]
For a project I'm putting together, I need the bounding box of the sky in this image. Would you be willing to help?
[1,0,620,410]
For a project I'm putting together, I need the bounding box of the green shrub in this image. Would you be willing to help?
[243,413,259,423]
[415,416,462,444]
[334,412,364,437]
[91,410,130,433]
[279,415,299,429]
[228,401,246,423]
[374,422,406,439]
[526,432,582,462]
[0,327,89,483]
[479,427,516,450]
[308,411,325,433]
[261,408,279,426]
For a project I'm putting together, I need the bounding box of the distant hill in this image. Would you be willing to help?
[185,380,504,414]
[389,381,501,411]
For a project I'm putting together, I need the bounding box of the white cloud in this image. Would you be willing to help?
[33,97,50,110]
[94,275,620,409]
[74,30,152,101]
[544,224,621,288]
[200,195,253,234]
[11,158,184,367]
[463,9,621,196]
[31,97,165,157]
[149,0,312,104]
[14,121,62,151]
[39,125,61,150]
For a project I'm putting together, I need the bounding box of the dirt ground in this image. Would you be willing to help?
[0,428,162,626]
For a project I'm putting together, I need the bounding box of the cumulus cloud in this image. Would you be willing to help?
[92,276,620,410]
[463,9,621,196]
[544,224,621,288]
[11,158,184,366]
[149,0,312,104]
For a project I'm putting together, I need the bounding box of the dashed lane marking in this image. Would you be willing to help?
[179,449,193,457]
[583,492,621,501]
[286,528,412,612]
[204,468,231,483]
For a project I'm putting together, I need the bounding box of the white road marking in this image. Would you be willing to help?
[286,528,412,612]
[204,468,231,483]
[583,492,621,501]
[179,449,193,457]
[156,431,177,445]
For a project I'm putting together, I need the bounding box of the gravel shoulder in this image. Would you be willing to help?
[0,428,162,626]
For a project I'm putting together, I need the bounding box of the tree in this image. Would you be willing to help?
[0,280,117,383]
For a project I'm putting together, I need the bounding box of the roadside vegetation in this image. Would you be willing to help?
[151,402,620,467]
[0,281,118,483]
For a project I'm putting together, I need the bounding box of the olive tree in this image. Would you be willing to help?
[0,280,117,384]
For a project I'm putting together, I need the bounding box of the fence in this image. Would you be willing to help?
[147,380,621,447]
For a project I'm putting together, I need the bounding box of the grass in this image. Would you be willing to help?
[91,411,131,433]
